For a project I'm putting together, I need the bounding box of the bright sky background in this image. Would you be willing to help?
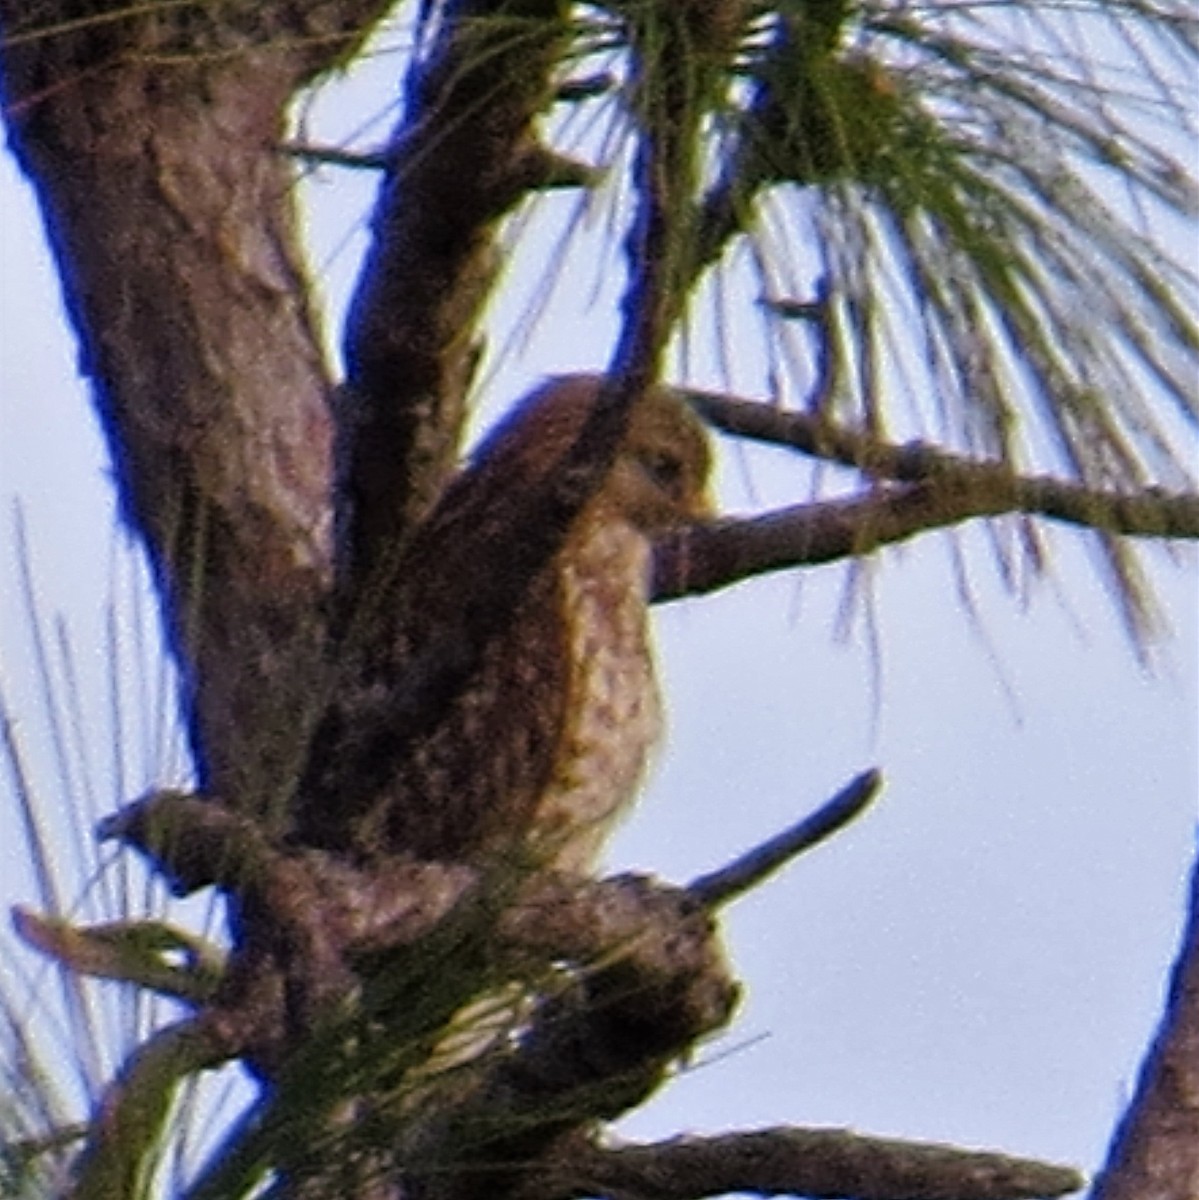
[1,12,1197,1195]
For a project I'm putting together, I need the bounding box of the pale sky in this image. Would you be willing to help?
[1,17,1197,1193]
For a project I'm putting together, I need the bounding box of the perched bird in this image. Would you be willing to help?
[295,375,713,875]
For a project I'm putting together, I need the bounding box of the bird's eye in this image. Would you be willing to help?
[638,450,685,496]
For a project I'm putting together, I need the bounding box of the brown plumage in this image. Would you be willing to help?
[295,375,712,873]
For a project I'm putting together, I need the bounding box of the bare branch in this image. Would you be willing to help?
[689,769,882,907]
[149,862,738,1200]
[612,4,750,384]
[98,790,277,897]
[12,909,224,1005]
[282,142,391,170]
[650,387,1199,602]
[654,473,1197,602]
[98,789,477,951]
[653,484,954,599]
[339,0,577,593]
[283,139,597,187]
[530,1126,1085,1200]
[682,389,1199,537]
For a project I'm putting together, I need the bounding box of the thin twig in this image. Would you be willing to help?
[689,769,882,907]
[280,141,388,170]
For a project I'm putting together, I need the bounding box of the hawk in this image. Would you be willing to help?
[295,375,713,874]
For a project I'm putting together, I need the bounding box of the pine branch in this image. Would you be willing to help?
[339,0,577,592]
[68,1018,237,1200]
[653,391,1197,601]
[653,475,1197,602]
[529,1126,1084,1200]
[682,389,1199,538]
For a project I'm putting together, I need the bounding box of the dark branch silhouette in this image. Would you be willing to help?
[690,768,882,907]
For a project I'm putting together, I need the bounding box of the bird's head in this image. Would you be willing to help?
[474,374,714,536]
[605,380,714,532]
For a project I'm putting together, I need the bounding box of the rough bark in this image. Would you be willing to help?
[0,0,393,821]
[1091,851,1199,1200]
[526,1128,1084,1200]
[337,0,576,595]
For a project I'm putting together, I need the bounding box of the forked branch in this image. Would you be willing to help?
[654,391,1197,602]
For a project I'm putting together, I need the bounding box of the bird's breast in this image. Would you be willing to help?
[531,520,663,872]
